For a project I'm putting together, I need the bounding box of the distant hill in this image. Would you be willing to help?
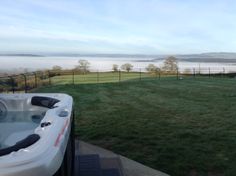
[174,52,236,63]
[55,52,236,62]
[1,52,236,63]
[133,52,236,63]
[0,54,44,57]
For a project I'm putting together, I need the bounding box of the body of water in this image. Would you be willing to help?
[1,56,236,73]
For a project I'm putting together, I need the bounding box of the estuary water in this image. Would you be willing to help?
[0,56,236,73]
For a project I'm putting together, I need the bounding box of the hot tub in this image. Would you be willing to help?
[0,93,74,176]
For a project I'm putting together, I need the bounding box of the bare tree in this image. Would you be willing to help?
[121,63,133,72]
[52,65,62,71]
[112,64,119,72]
[162,56,178,73]
[146,64,158,73]
[75,59,90,74]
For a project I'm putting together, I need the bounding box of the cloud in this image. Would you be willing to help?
[0,0,236,54]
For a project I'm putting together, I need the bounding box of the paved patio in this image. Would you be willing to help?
[76,140,169,176]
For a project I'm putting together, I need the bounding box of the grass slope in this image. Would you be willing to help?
[50,72,155,85]
[33,78,236,176]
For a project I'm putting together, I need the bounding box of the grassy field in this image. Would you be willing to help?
[50,71,159,85]
[33,77,236,176]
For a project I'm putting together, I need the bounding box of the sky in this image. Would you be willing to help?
[0,0,236,55]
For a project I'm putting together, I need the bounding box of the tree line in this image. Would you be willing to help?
[51,56,178,74]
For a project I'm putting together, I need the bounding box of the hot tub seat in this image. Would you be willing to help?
[0,134,40,157]
[31,96,60,109]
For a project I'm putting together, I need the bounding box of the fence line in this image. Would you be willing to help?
[1,67,236,93]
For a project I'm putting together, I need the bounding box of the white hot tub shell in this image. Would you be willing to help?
[0,93,74,176]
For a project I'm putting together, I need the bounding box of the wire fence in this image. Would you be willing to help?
[1,67,236,93]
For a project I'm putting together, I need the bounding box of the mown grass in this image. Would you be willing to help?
[50,71,157,84]
[33,77,236,176]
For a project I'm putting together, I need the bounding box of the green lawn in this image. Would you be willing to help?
[50,71,158,85]
[33,77,236,176]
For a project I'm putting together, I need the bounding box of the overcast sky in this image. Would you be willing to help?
[0,0,236,55]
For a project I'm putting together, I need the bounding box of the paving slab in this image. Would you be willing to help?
[100,158,124,176]
[75,140,169,176]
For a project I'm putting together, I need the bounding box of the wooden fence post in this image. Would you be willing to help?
[72,70,75,85]
[223,67,225,77]
[21,74,27,93]
[177,68,179,80]
[97,70,99,83]
[139,68,141,81]
[9,76,15,94]
[33,72,37,88]
[119,70,121,82]
[199,64,201,75]
[155,69,158,79]
[48,71,51,85]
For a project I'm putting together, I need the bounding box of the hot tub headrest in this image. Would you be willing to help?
[0,134,40,157]
[31,96,60,109]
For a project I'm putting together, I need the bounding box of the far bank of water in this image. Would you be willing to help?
[1,56,236,73]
